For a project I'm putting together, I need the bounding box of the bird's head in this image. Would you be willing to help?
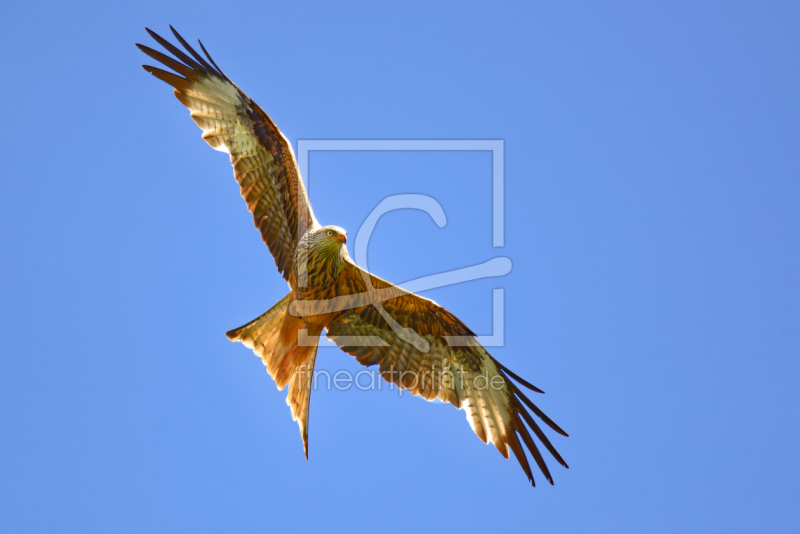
[321,226,347,244]
[310,226,348,255]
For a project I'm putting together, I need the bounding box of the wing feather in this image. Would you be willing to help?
[138,28,318,281]
[324,261,568,486]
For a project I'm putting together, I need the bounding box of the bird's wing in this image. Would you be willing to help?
[321,260,569,487]
[138,27,317,281]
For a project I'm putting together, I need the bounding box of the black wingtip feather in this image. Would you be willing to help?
[169,25,217,74]
[492,357,545,394]
[137,43,197,80]
[510,381,569,437]
[514,395,570,470]
[513,410,554,484]
[145,27,204,72]
[198,39,227,79]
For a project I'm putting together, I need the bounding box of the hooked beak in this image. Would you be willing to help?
[334,234,347,244]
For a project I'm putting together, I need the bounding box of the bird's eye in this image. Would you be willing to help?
[327,231,333,236]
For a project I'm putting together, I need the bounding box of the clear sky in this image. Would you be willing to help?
[2,1,799,532]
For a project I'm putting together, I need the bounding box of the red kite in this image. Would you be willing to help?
[138,26,568,487]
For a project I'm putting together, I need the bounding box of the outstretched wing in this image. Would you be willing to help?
[137,27,317,281]
[323,261,569,487]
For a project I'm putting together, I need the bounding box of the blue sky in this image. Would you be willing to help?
[2,1,799,532]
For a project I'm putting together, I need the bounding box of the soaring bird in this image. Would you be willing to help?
[138,26,569,487]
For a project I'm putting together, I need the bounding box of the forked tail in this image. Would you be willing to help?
[226,293,320,459]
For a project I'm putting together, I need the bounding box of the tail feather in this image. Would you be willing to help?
[286,346,318,460]
[226,293,292,357]
[226,292,320,459]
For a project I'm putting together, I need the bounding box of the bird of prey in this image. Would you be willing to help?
[138,26,569,487]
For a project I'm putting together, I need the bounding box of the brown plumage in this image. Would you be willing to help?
[139,26,569,486]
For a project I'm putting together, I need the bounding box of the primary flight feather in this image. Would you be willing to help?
[138,26,569,487]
